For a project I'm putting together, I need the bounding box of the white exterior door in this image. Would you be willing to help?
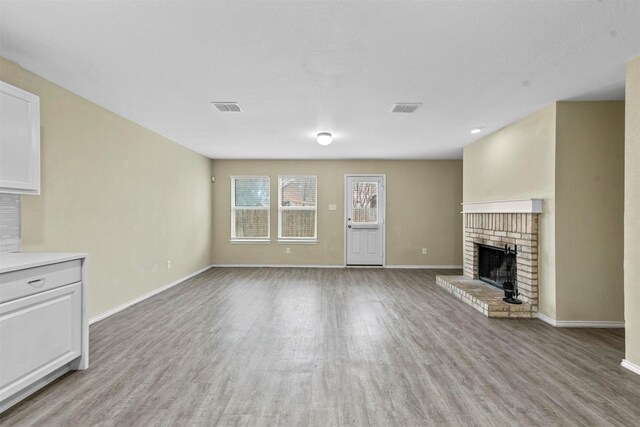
[346,175,385,266]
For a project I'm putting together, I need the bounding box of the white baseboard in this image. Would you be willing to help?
[89,264,213,325]
[211,264,344,268]
[621,359,640,376]
[385,265,463,269]
[538,313,624,328]
[211,264,463,269]
[537,313,556,326]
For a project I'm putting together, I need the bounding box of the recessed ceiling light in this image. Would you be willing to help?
[470,127,484,134]
[316,132,333,146]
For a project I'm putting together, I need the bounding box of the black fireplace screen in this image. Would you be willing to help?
[478,244,517,289]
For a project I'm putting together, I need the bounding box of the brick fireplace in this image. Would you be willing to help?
[464,212,539,310]
[437,199,542,318]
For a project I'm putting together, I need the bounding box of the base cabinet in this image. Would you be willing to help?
[0,253,88,413]
[0,282,82,402]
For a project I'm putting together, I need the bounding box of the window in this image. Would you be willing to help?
[231,176,270,241]
[278,176,317,241]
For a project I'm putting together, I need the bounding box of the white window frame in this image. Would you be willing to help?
[230,176,270,243]
[278,175,318,243]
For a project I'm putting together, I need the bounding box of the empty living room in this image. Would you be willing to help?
[1,1,640,426]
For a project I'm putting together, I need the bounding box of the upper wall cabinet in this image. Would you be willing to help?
[0,81,40,195]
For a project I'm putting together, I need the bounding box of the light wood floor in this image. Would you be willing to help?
[1,268,639,426]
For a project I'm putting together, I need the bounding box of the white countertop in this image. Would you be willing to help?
[0,252,88,274]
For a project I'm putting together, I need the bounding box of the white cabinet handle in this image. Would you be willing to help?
[27,277,46,287]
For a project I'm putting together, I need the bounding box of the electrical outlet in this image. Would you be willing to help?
[166,260,172,269]
[328,204,337,211]
[422,248,427,255]
[285,247,291,254]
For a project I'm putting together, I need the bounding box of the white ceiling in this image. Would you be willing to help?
[1,1,639,160]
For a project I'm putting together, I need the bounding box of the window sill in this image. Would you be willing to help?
[276,239,319,245]
[230,239,271,245]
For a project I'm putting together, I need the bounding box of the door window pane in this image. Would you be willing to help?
[351,182,378,223]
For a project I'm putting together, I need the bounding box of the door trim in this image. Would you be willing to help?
[344,174,386,267]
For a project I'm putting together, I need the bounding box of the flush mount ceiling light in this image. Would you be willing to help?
[316,132,333,146]
[470,127,484,134]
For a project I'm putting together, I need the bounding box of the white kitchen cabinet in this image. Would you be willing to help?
[0,253,88,413]
[0,80,40,195]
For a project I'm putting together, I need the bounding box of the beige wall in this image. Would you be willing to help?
[555,102,625,321]
[211,160,463,267]
[464,102,626,322]
[0,57,212,318]
[463,105,558,318]
[625,57,640,365]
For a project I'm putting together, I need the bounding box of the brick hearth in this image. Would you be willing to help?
[436,276,534,318]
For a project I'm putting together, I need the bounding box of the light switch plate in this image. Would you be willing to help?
[328,204,337,211]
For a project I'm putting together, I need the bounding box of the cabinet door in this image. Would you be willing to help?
[0,81,40,195]
[0,282,81,401]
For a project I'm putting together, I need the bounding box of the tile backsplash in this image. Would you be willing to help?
[0,193,20,253]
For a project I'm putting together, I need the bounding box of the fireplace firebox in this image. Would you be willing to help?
[478,244,522,304]
[478,244,514,288]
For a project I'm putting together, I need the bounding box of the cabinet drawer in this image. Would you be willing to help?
[0,260,81,304]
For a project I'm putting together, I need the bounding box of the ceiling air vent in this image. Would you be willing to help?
[212,102,241,112]
[391,103,421,113]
